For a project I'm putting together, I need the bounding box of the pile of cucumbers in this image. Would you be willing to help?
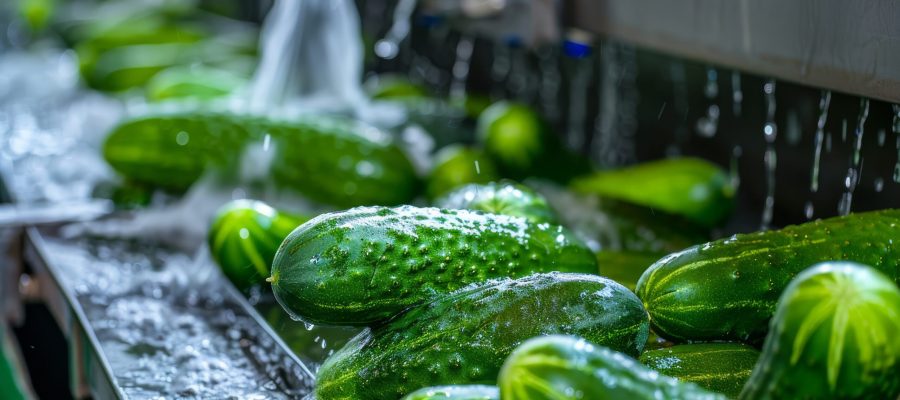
[101,93,900,398]
[206,182,899,399]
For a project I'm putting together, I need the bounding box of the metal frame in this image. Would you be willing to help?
[568,0,900,103]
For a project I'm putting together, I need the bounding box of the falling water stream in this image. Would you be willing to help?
[373,0,418,60]
[761,79,777,230]
[837,99,869,216]
[806,90,831,219]
[449,35,475,101]
[695,67,719,137]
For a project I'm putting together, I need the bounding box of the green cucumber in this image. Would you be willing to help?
[739,262,900,400]
[315,273,650,400]
[270,205,597,326]
[103,112,251,191]
[207,200,306,290]
[596,251,663,292]
[636,209,900,342]
[477,102,590,183]
[436,181,558,224]
[571,157,734,227]
[103,112,419,206]
[427,146,499,199]
[640,343,760,398]
[401,385,499,400]
[146,65,246,102]
[266,117,418,207]
[499,335,725,400]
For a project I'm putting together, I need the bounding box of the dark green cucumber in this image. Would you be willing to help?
[436,181,558,224]
[315,273,650,400]
[640,343,760,398]
[270,205,597,325]
[571,157,734,227]
[266,117,418,207]
[596,251,664,292]
[637,209,900,342]
[103,112,418,206]
[401,385,498,400]
[207,200,306,290]
[103,112,251,191]
[427,146,499,199]
[740,262,900,400]
[499,335,725,400]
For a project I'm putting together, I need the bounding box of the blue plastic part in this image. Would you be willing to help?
[563,40,592,59]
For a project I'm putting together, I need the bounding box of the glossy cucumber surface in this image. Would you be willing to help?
[739,262,900,400]
[270,205,597,325]
[436,181,558,224]
[499,335,726,400]
[207,200,306,290]
[640,343,760,398]
[315,273,649,400]
[637,209,900,342]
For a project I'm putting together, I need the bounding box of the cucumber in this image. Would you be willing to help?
[640,343,760,398]
[401,385,498,400]
[596,251,663,292]
[427,146,499,199]
[270,205,597,326]
[498,335,726,400]
[636,209,900,342]
[103,112,252,191]
[146,65,246,102]
[571,157,734,227]
[739,262,900,400]
[477,102,590,183]
[207,200,306,290]
[266,118,419,207]
[315,273,650,400]
[103,112,419,206]
[436,181,558,224]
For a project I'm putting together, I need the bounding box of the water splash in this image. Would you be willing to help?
[449,35,475,101]
[695,68,719,138]
[804,201,814,220]
[810,91,831,193]
[761,79,777,230]
[837,98,869,216]
[731,71,743,117]
[374,0,418,60]
[249,0,365,113]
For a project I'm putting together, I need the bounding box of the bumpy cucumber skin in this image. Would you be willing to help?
[267,118,419,207]
[270,206,597,326]
[739,262,900,400]
[315,273,650,400]
[637,209,900,342]
[207,200,306,290]
[103,113,251,191]
[436,181,558,224]
[571,157,734,227]
[640,343,760,398]
[499,335,725,400]
[401,385,498,400]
